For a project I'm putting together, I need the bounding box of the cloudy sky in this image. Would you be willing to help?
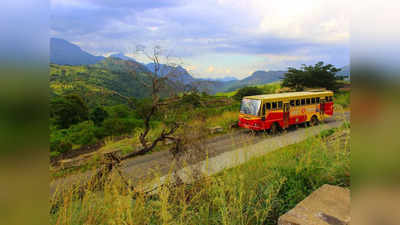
[51,0,349,79]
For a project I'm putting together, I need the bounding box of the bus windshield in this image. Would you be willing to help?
[240,99,261,116]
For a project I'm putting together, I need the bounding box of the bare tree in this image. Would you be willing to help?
[119,45,184,160]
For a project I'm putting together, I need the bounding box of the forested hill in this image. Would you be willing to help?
[49,58,188,106]
[49,38,290,99]
[49,58,287,106]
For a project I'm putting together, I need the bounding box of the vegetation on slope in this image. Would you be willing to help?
[50,126,350,225]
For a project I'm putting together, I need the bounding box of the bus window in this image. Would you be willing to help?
[325,96,329,101]
[329,96,333,101]
[278,101,282,109]
[316,97,320,103]
[306,98,311,104]
[262,104,266,115]
[272,102,277,109]
[266,102,271,110]
[290,100,295,106]
[311,98,315,104]
[301,99,305,105]
[296,99,300,106]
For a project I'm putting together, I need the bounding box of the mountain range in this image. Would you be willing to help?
[49,38,349,99]
[109,52,137,62]
[50,38,105,65]
[201,76,238,82]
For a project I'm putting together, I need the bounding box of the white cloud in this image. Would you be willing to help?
[215,0,349,44]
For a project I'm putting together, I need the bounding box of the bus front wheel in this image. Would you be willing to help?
[310,115,319,126]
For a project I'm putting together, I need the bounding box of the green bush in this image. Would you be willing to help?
[67,121,98,146]
[93,126,110,139]
[233,86,263,101]
[50,129,72,153]
[50,94,89,129]
[90,106,109,126]
[334,91,350,108]
[181,93,202,107]
[107,104,132,118]
[103,118,143,136]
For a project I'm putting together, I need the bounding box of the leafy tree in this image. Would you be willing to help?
[67,121,98,146]
[50,94,89,129]
[282,61,341,91]
[102,118,143,136]
[233,86,263,101]
[89,106,109,126]
[181,93,202,107]
[50,129,72,153]
[107,104,131,118]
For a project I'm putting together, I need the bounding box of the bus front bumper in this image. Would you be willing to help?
[238,118,265,131]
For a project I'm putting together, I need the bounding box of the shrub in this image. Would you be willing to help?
[90,106,109,126]
[103,118,143,136]
[107,104,132,118]
[50,94,89,129]
[93,126,110,139]
[50,129,72,153]
[67,121,97,146]
[334,91,350,108]
[181,93,202,107]
[233,86,263,100]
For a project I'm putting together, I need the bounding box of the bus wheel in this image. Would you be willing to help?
[270,123,280,135]
[310,115,319,126]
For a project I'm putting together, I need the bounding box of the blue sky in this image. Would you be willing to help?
[51,0,349,79]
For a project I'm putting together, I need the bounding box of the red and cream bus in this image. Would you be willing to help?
[238,91,334,133]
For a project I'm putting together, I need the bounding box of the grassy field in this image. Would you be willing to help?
[215,82,282,97]
[50,125,350,225]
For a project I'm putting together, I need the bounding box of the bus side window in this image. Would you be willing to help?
[272,102,277,109]
[296,99,300,106]
[266,102,271,110]
[316,97,320,103]
[311,98,315,104]
[262,104,266,115]
[290,100,295,106]
[278,101,282,109]
[306,98,311,104]
[301,99,305,105]
[329,96,333,101]
[325,96,329,101]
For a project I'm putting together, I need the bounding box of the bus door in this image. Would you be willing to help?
[283,103,290,128]
[320,100,325,115]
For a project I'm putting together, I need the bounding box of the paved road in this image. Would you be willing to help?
[50,112,349,195]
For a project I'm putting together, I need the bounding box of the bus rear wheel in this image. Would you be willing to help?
[269,122,280,135]
[310,115,319,126]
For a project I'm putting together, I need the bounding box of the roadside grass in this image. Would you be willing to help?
[204,111,238,130]
[50,126,350,225]
[334,90,350,109]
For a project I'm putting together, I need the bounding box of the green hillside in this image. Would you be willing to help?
[49,58,180,106]
[216,81,282,97]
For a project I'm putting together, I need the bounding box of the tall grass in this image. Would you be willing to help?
[334,91,350,108]
[51,127,350,225]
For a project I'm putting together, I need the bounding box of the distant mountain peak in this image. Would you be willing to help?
[202,76,238,82]
[50,38,105,65]
[109,52,136,62]
[145,63,196,84]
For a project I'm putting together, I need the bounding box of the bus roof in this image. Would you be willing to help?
[244,91,333,100]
